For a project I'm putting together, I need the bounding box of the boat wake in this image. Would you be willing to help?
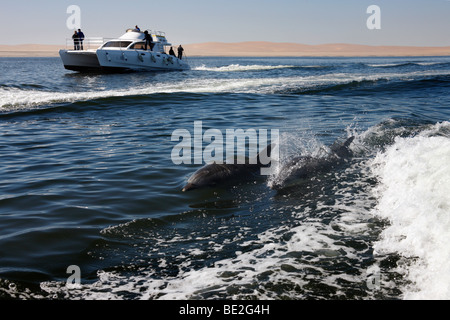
[370,121,450,299]
[9,120,443,300]
[193,64,299,72]
[2,68,450,115]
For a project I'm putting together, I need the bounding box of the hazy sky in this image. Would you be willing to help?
[1,0,449,46]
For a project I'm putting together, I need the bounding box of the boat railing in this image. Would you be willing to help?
[64,37,105,50]
[64,34,188,61]
[145,30,166,38]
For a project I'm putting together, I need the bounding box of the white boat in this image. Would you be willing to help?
[59,28,189,72]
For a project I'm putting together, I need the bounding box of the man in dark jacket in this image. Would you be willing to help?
[77,29,85,50]
[177,45,184,60]
[144,31,154,51]
[72,31,79,50]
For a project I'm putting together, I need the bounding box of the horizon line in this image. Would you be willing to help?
[1,42,449,58]
[1,41,450,48]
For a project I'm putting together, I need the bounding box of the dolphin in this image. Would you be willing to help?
[182,144,274,192]
[270,136,355,190]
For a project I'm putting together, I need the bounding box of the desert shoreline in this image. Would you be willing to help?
[1,42,449,58]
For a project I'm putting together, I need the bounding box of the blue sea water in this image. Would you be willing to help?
[1,56,450,300]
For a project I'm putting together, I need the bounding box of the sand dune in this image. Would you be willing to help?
[1,42,449,58]
[184,41,450,57]
[0,44,62,57]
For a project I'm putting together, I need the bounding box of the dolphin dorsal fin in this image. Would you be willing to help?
[343,136,355,148]
[330,136,355,158]
[331,136,355,151]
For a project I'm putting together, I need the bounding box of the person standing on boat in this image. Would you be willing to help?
[78,29,85,50]
[169,47,176,57]
[72,31,79,50]
[144,31,154,51]
[177,45,184,60]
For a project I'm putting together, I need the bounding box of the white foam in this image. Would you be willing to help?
[0,87,115,111]
[193,64,296,72]
[18,121,450,300]
[416,62,442,66]
[37,152,377,300]
[0,77,299,110]
[3,69,450,112]
[367,63,404,68]
[367,62,440,67]
[370,122,450,299]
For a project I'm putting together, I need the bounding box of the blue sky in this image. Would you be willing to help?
[1,0,449,46]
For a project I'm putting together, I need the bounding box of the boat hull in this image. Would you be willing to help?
[96,49,190,72]
[59,50,102,72]
[59,49,189,73]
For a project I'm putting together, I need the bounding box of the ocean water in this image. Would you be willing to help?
[1,56,450,300]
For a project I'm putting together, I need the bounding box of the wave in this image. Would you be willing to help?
[0,75,333,112]
[367,62,450,68]
[280,72,450,95]
[2,70,450,114]
[0,79,281,112]
[282,79,383,95]
[0,76,351,112]
[193,64,298,72]
[367,62,416,68]
[370,121,450,299]
[0,83,48,90]
[0,80,249,112]
[0,87,119,112]
[193,64,331,72]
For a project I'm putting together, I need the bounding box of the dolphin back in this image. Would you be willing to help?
[182,143,276,192]
[270,137,355,191]
[182,162,258,192]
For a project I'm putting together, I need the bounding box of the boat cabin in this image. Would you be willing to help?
[99,29,171,53]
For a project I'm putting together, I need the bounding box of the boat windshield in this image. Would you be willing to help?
[103,41,132,48]
[129,42,146,50]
